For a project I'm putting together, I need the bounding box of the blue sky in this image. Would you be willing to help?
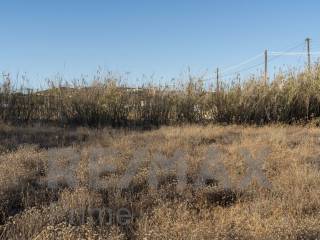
[1,0,320,88]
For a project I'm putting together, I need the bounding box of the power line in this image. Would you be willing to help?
[192,40,317,83]
[222,61,265,78]
[202,59,266,80]
[221,41,307,78]
[268,41,305,63]
[270,51,320,56]
[221,53,264,73]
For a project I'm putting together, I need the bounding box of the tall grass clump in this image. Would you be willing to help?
[1,64,320,127]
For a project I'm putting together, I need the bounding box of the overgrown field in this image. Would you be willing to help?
[2,65,320,127]
[0,123,319,239]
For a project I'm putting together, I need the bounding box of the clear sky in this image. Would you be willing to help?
[1,0,320,88]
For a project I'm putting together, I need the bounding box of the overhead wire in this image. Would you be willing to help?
[221,53,264,73]
[221,41,307,79]
[191,40,319,83]
[268,41,305,62]
[270,51,320,56]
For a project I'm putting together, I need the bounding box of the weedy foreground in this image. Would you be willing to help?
[0,124,319,239]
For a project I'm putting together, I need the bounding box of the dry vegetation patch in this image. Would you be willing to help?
[0,124,319,239]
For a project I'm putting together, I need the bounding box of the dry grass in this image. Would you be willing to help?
[2,64,320,127]
[0,124,319,239]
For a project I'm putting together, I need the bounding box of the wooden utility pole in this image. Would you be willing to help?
[264,50,268,85]
[306,38,311,71]
[216,68,219,93]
